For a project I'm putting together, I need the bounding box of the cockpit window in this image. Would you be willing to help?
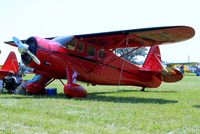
[87,45,95,56]
[65,39,77,50]
[53,36,74,45]
[53,36,77,51]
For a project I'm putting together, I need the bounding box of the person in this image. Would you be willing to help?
[180,65,184,74]
[15,71,23,85]
[15,80,28,95]
[3,75,17,94]
[196,66,200,76]
[19,62,34,76]
[0,79,3,93]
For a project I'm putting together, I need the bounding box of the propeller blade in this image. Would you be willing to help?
[12,36,21,47]
[27,50,41,65]
[12,36,28,54]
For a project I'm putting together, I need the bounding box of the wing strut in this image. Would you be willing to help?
[59,79,65,86]
[44,78,55,87]
[118,38,129,88]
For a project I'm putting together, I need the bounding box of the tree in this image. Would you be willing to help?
[115,47,148,65]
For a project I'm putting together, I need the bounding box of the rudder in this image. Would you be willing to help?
[141,46,162,72]
[141,46,183,83]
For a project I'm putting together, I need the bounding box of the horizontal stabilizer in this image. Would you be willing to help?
[162,68,183,82]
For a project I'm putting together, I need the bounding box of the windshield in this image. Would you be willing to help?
[53,36,74,45]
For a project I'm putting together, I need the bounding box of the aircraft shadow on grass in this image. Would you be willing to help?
[88,89,178,94]
[85,90,178,104]
[193,105,200,109]
[0,89,178,104]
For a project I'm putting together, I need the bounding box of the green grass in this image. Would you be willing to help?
[0,74,200,134]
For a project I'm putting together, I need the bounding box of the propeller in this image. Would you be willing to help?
[12,36,41,65]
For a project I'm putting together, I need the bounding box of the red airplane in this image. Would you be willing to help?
[0,51,19,79]
[5,26,195,97]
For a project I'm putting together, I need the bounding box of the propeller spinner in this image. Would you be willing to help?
[12,36,41,65]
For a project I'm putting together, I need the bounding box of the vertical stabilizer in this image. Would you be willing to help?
[142,46,162,72]
[2,51,19,73]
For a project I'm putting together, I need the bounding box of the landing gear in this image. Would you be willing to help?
[64,83,87,98]
[26,83,46,95]
[64,67,87,98]
[141,87,145,92]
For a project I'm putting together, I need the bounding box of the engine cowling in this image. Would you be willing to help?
[21,37,38,65]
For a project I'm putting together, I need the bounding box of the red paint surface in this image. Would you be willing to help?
[0,51,19,79]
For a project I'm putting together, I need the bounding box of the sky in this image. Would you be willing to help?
[0,0,199,65]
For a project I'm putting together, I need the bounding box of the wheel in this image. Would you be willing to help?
[141,87,145,92]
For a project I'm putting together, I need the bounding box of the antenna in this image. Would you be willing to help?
[188,55,190,62]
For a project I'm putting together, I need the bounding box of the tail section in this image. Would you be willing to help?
[141,46,162,72]
[1,51,19,74]
[141,46,183,83]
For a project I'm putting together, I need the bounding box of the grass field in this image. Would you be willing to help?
[0,74,200,134]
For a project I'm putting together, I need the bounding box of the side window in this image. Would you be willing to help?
[87,45,96,56]
[76,41,84,52]
[65,39,77,50]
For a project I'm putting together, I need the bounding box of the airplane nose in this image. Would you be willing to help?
[21,37,40,65]
[25,37,38,55]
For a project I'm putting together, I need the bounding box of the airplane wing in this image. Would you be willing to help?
[5,26,195,49]
[73,26,195,49]
[4,37,54,47]
[166,62,199,66]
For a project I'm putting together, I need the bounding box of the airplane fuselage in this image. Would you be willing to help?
[24,36,162,88]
